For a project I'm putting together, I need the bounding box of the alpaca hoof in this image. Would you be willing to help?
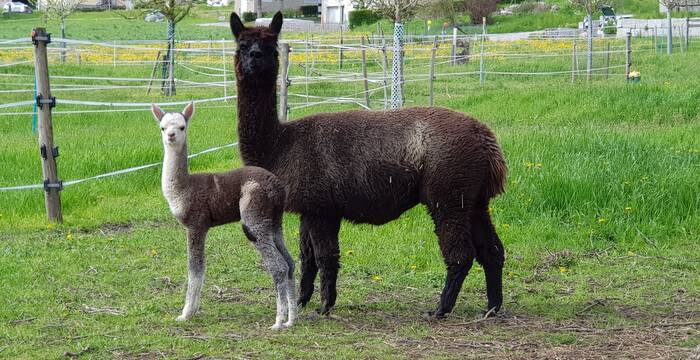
[297,297,310,308]
[283,320,294,328]
[176,314,190,322]
[316,305,333,316]
[483,305,500,317]
[270,323,285,330]
[423,310,447,320]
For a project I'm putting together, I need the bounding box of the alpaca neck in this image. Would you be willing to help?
[236,75,281,166]
[162,143,189,196]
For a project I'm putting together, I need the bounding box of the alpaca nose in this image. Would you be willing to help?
[167,132,175,139]
[250,49,263,59]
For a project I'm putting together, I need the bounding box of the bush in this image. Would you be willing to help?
[282,8,302,18]
[602,18,617,35]
[300,5,318,17]
[242,11,256,23]
[463,0,499,24]
[348,9,381,29]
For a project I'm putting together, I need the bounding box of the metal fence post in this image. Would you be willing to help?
[626,31,632,83]
[571,38,577,83]
[32,28,63,224]
[381,38,389,109]
[361,36,370,109]
[279,43,290,122]
[391,22,404,109]
[479,17,486,87]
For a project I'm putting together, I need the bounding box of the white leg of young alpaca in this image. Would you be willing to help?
[177,227,207,321]
[272,229,297,327]
[252,238,290,330]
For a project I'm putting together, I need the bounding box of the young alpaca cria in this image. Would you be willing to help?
[152,102,297,329]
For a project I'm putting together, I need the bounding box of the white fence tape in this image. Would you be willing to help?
[0,142,239,192]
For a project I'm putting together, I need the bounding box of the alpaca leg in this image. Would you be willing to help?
[298,215,318,307]
[272,230,297,326]
[473,202,505,315]
[305,215,341,315]
[243,223,290,329]
[177,227,207,321]
[430,211,476,318]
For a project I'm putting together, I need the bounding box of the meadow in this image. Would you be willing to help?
[0,18,699,359]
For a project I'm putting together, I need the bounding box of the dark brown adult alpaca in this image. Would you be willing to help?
[230,12,508,318]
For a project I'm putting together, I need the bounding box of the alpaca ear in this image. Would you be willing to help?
[182,101,194,122]
[230,12,246,40]
[269,11,283,35]
[151,104,165,123]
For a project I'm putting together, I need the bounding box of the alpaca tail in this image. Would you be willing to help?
[483,131,508,199]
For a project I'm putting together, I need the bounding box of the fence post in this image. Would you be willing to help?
[626,31,631,83]
[339,27,344,70]
[586,13,593,82]
[222,39,227,101]
[605,42,610,79]
[113,41,117,67]
[479,17,485,87]
[571,38,577,83]
[451,27,457,66]
[31,28,63,224]
[667,11,673,55]
[305,34,310,105]
[391,22,404,109]
[653,26,657,52]
[686,17,691,50]
[381,38,389,109]
[279,43,290,122]
[429,36,438,106]
[147,50,161,95]
[361,37,370,109]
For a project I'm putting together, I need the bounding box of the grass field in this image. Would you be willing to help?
[0,26,699,359]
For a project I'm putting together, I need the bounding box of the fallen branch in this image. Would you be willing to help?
[81,304,126,316]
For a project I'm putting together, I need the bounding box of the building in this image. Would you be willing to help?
[320,0,354,25]
[235,0,320,16]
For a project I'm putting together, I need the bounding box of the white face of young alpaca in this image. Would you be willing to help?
[151,102,195,149]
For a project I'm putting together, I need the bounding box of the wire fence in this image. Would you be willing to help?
[0,31,679,195]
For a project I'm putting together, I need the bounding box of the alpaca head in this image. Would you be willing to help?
[229,11,282,80]
[152,102,195,150]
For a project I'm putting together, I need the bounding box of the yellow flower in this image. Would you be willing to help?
[488,206,493,215]
[535,162,542,168]
[66,232,73,240]
[346,250,354,256]
[502,223,510,229]
[410,264,417,271]
[108,237,114,241]
[47,223,55,230]
[597,218,608,224]
[371,275,382,282]
[559,266,568,273]
[474,266,483,273]
[150,249,158,257]
[624,206,632,213]
[627,251,635,256]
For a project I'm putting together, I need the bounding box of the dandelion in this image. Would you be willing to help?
[346,250,354,256]
[410,264,417,271]
[624,206,632,213]
[66,232,73,240]
[627,251,635,256]
[507,271,514,278]
[559,266,568,274]
[150,249,158,257]
[502,223,510,229]
[47,223,55,230]
[597,217,608,224]
[535,162,542,168]
[488,206,493,215]
[371,275,382,282]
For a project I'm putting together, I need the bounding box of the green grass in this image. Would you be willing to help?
[0,34,698,357]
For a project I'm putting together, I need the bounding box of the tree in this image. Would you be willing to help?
[463,0,498,25]
[570,0,610,80]
[133,0,195,96]
[34,0,85,63]
[660,0,682,54]
[363,0,423,22]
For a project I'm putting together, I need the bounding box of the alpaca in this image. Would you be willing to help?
[229,12,508,318]
[152,102,297,329]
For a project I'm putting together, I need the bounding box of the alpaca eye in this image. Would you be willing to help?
[179,126,185,131]
[160,127,165,131]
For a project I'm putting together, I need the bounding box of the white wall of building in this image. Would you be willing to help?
[321,0,354,24]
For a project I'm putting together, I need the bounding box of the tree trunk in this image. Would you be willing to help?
[60,19,67,63]
[667,9,673,55]
[256,0,262,18]
[162,19,176,96]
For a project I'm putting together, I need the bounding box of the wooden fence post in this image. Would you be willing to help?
[605,42,610,79]
[32,28,63,224]
[279,43,290,122]
[686,17,690,50]
[147,50,162,95]
[339,27,344,70]
[479,17,486,87]
[571,39,577,83]
[429,36,438,106]
[222,39,227,101]
[451,27,457,66]
[626,31,632,83]
[361,37,370,109]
